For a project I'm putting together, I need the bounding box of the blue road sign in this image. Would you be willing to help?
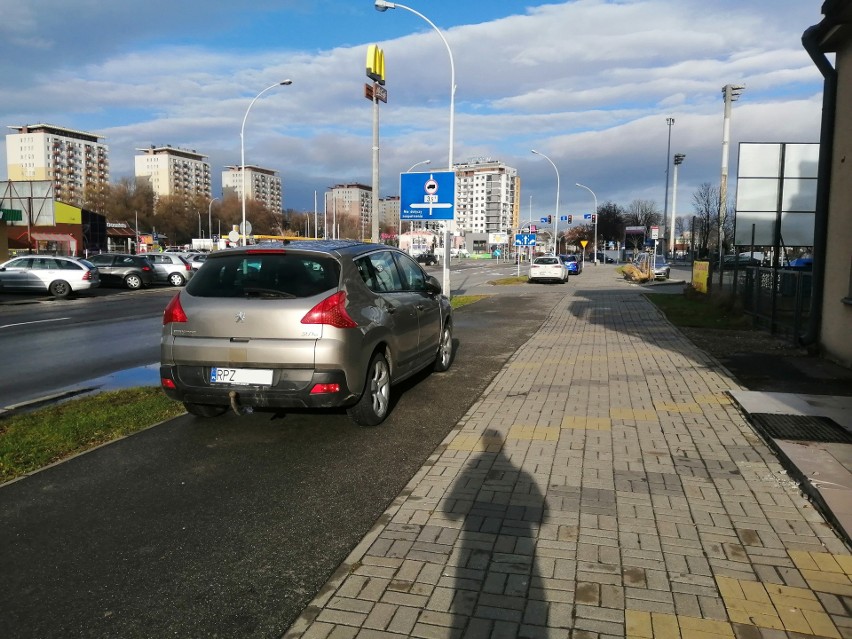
[560,215,568,222]
[400,171,455,221]
[514,233,537,246]
[583,213,592,219]
[539,217,548,224]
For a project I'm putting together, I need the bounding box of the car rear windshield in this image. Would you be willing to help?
[185,252,340,298]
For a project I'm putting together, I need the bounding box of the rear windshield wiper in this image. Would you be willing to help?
[242,287,297,299]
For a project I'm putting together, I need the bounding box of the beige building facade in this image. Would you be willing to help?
[222,165,282,213]
[134,145,211,200]
[5,124,109,206]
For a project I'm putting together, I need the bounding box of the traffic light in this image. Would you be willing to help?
[567,215,573,224]
[591,214,597,223]
[547,215,552,223]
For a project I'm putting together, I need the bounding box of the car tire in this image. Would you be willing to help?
[168,272,186,287]
[347,351,391,427]
[124,273,143,290]
[434,323,454,372]
[48,280,71,299]
[183,402,228,417]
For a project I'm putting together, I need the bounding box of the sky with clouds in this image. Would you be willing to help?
[0,0,828,220]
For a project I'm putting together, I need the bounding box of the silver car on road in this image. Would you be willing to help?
[160,240,454,426]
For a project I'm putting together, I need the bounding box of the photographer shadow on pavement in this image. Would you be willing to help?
[443,430,550,636]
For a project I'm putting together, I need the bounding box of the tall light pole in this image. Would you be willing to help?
[576,183,598,264]
[240,80,292,246]
[669,154,685,257]
[531,150,559,255]
[663,117,675,256]
[376,0,454,297]
[718,84,744,286]
[208,197,218,245]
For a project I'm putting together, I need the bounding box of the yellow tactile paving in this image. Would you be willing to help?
[561,415,612,430]
[626,610,735,639]
[506,425,560,441]
[653,401,702,414]
[445,432,505,452]
[790,550,852,597]
[610,408,658,421]
[716,575,841,638]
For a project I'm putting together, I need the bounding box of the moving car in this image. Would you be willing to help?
[560,254,582,275]
[528,256,568,283]
[87,253,154,290]
[415,252,439,265]
[652,255,671,280]
[0,255,100,298]
[160,240,454,426]
[147,252,194,286]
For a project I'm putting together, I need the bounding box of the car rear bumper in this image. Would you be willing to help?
[159,365,359,409]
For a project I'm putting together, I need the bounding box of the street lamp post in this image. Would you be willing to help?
[575,183,598,264]
[376,0,455,298]
[208,197,218,245]
[669,154,685,257]
[718,84,744,286]
[663,117,674,256]
[532,150,559,255]
[240,80,292,246]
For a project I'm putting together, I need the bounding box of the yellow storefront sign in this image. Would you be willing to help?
[692,260,710,293]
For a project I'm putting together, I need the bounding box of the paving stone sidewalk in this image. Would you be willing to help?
[284,268,852,639]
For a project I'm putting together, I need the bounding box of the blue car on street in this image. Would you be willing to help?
[560,254,583,275]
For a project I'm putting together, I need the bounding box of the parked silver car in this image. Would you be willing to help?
[146,252,194,286]
[160,240,454,426]
[0,255,100,298]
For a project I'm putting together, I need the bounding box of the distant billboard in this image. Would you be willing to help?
[734,143,818,247]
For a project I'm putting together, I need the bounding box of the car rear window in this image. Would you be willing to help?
[185,253,340,298]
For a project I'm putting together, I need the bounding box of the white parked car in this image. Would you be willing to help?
[528,256,568,284]
[0,255,100,298]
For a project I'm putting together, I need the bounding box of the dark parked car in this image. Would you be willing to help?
[88,253,155,290]
[160,240,454,426]
[589,252,615,264]
[415,252,439,266]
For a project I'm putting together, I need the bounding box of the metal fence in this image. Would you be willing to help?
[720,266,813,343]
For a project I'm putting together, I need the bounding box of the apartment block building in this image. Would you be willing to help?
[454,158,520,235]
[5,124,109,206]
[324,183,373,238]
[134,145,211,200]
[222,165,282,213]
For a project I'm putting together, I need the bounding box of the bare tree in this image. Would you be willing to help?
[691,182,720,258]
[623,200,661,228]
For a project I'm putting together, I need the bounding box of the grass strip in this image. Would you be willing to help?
[0,387,184,483]
[451,294,489,309]
[645,292,751,330]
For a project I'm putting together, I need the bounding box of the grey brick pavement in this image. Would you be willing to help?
[284,267,852,639]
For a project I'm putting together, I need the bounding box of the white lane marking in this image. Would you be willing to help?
[0,317,71,330]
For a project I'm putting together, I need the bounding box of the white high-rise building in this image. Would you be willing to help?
[454,158,520,235]
[134,145,211,199]
[5,124,109,205]
[222,165,282,213]
[324,183,373,238]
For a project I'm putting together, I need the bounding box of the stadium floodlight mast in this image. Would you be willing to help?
[531,150,560,255]
[240,80,292,246]
[376,0,455,298]
[575,183,598,264]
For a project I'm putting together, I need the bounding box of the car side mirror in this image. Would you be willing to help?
[425,275,442,295]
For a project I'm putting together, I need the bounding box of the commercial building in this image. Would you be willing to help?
[134,145,211,200]
[5,124,109,206]
[222,165,282,213]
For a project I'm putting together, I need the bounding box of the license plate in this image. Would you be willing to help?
[210,367,273,386]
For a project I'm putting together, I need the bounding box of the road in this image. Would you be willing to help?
[0,260,557,639]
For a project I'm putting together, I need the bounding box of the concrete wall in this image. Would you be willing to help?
[821,34,852,367]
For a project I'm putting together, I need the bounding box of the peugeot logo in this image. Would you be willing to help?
[235,311,246,323]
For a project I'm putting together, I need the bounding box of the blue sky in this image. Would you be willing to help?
[0,0,827,219]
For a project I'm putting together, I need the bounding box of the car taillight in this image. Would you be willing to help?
[301,291,357,328]
[142,266,152,272]
[310,383,341,394]
[83,270,93,280]
[184,263,191,271]
[163,293,187,325]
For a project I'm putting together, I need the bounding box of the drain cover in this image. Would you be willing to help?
[749,414,852,444]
